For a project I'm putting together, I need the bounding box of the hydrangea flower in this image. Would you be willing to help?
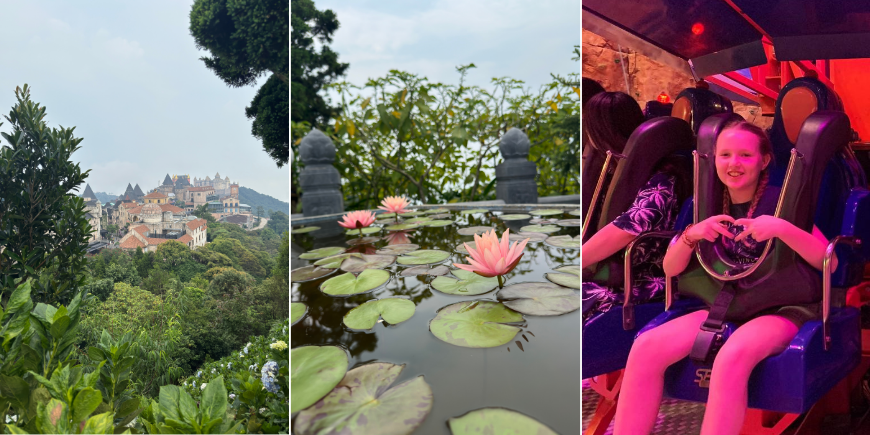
[261,361,280,394]
[244,343,251,354]
[239,352,244,358]
[270,340,288,351]
[229,394,236,400]
[201,383,207,390]
[211,368,216,373]
[227,362,232,370]
[196,370,202,378]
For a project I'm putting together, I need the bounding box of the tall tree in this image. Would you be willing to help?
[190,0,289,166]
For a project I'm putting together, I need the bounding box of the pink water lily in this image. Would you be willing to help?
[454,229,529,288]
[378,196,410,214]
[338,210,376,236]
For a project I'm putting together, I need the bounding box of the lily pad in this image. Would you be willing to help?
[428,213,452,219]
[378,212,397,218]
[347,236,382,246]
[321,269,391,296]
[375,244,420,255]
[375,218,400,225]
[431,269,498,295]
[497,282,581,316]
[429,300,523,348]
[299,246,346,260]
[291,265,337,282]
[343,298,416,329]
[425,208,450,214]
[457,226,496,236]
[529,218,559,225]
[345,227,382,235]
[295,362,433,435]
[530,209,564,216]
[385,223,421,231]
[401,265,451,277]
[460,208,489,215]
[339,254,397,273]
[314,253,363,269]
[292,226,320,234]
[454,241,477,255]
[397,211,423,217]
[520,224,561,234]
[555,219,582,227]
[405,217,432,224]
[448,408,557,435]
[291,302,307,325]
[397,250,450,265]
[424,220,454,227]
[569,209,582,216]
[290,346,348,413]
[545,235,581,249]
[509,232,548,243]
[546,265,581,289]
[499,214,531,221]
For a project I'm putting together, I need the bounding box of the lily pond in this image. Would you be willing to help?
[290,207,581,434]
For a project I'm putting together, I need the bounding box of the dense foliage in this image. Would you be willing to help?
[238,186,290,217]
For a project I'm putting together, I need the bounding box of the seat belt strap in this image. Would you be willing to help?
[689,283,736,365]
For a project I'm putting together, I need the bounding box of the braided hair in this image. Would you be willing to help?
[718,120,774,218]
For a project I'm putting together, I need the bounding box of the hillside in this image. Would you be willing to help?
[238,186,289,218]
[94,192,117,204]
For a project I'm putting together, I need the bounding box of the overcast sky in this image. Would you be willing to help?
[0,1,288,201]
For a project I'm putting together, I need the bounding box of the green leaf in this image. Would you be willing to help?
[0,375,30,408]
[519,224,561,234]
[529,209,564,216]
[295,363,433,435]
[397,250,450,265]
[49,315,70,339]
[424,219,455,227]
[448,408,557,435]
[201,376,228,423]
[338,254,396,273]
[291,265,337,281]
[5,424,28,434]
[544,235,581,249]
[81,411,114,434]
[290,346,348,413]
[429,300,523,348]
[509,231,548,243]
[545,265,581,289]
[568,209,582,217]
[5,280,32,314]
[291,302,307,326]
[498,214,532,221]
[457,226,496,236]
[37,398,69,434]
[291,226,320,234]
[345,227,381,235]
[375,244,420,255]
[87,346,105,362]
[321,270,390,296]
[299,246,346,260]
[400,265,450,277]
[343,299,416,330]
[72,387,102,424]
[384,223,420,231]
[497,282,581,316]
[157,385,183,423]
[431,269,499,295]
[313,253,362,270]
[555,219,582,227]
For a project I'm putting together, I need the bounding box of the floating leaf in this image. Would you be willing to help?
[295,363,433,435]
[291,265,337,282]
[397,211,423,217]
[568,209,582,217]
[425,208,450,214]
[530,209,564,216]
[314,253,363,269]
[339,254,397,273]
[321,270,391,296]
[555,219,582,227]
[385,223,421,231]
[378,212,397,218]
[448,408,557,435]
[428,213,452,219]
[345,227,382,235]
[429,301,523,348]
[291,303,307,325]
[509,232,548,243]
[530,218,559,225]
[299,246,346,260]
[460,209,489,215]
[457,226,496,236]
[397,250,450,265]
[405,217,432,224]
[292,226,320,234]
[347,236,382,246]
[376,244,420,255]
[545,235,581,249]
[431,269,498,295]
[499,214,531,221]
[497,282,581,316]
[343,298,416,329]
[375,218,400,225]
[424,220,454,227]
[546,265,581,289]
[290,346,348,413]
[520,224,561,234]
[454,241,477,255]
[401,265,450,277]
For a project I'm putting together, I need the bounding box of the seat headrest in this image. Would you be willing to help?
[597,116,694,228]
[672,88,734,134]
[582,145,606,220]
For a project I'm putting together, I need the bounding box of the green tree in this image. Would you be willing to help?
[0,85,92,305]
[190,0,289,166]
[192,203,216,224]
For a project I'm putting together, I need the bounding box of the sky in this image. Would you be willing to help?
[0,1,289,201]
[316,0,581,101]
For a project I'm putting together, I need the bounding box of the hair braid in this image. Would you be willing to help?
[746,171,769,219]
[722,186,731,215]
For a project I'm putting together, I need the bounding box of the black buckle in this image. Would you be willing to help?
[689,324,726,366]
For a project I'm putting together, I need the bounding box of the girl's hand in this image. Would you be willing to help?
[733,215,783,244]
[686,214,735,243]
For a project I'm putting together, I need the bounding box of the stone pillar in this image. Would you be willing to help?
[495,128,538,204]
[299,129,345,217]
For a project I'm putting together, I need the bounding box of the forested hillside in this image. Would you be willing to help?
[239,186,290,217]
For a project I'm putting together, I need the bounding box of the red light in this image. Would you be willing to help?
[692,23,705,35]
[657,92,670,104]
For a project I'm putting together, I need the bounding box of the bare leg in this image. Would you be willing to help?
[700,315,798,435]
[613,309,708,435]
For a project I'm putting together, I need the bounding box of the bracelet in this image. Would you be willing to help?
[681,224,698,248]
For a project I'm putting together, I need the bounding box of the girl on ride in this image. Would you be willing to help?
[581,91,690,321]
[614,119,833,435]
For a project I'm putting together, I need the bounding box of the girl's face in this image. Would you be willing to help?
[715,128,771,197]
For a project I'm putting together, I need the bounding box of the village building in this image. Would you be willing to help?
[117,204,208,251]
[220,213,254,229]
[144,191,169,204]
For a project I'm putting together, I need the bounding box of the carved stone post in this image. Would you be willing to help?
[299,129,345,217]
[495,128,538,204]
